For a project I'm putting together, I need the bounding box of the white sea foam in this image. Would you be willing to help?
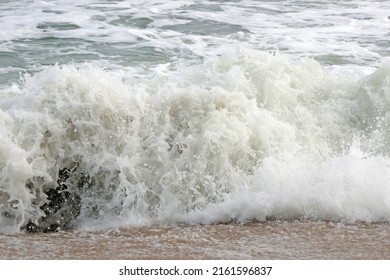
[1,49,390,232]
[0,0,389,79]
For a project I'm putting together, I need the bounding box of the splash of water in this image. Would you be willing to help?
[1,49,390,232]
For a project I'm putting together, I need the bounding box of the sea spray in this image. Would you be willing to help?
[1,49,390,232]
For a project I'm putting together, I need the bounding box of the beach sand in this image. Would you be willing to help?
[1,221,389,259]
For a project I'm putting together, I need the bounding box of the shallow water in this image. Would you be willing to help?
[1,222,390,259]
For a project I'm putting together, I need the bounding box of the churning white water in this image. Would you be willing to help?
[0,0,390,233]
[1,49,390,232]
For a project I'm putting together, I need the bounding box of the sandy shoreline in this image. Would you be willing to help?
[1,221,389,260]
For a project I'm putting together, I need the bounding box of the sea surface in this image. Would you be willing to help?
[0,0,390,259]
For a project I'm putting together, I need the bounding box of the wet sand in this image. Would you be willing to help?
[1,221,389,259]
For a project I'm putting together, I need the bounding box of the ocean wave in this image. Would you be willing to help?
[1,49,390,232]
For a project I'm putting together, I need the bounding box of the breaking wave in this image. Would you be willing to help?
[1,49,390,233]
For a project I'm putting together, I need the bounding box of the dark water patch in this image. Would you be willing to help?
[15,37,93,46]
[109,16,153,29]
[76,4,128,12]
[340,13,375,20]
[41,9,65,15]
[313,54,356,66]
[36,22,81,31]
[91,15,107,21]
[121,46,171,64]
[162,20,248,36]
[181,4,224,12]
